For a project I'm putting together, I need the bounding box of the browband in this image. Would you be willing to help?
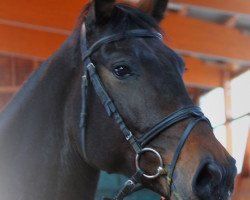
[82,29,162,61]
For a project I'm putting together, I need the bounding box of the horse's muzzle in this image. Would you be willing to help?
[192,158,237,200]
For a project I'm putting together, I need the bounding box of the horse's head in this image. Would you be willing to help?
[78,0,237,199]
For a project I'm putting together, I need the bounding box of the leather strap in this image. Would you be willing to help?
[83,29,162,62]
[103,169,144,200]
[165,117,210,199]
[80,24,163,161]
[79,23,212,200]
[87,63,142,154]
[138,106,210,147]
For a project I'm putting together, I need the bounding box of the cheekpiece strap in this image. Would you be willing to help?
[86,62,141,153]
[79,25,162,161]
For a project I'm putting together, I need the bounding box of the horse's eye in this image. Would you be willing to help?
[113,66,132,78]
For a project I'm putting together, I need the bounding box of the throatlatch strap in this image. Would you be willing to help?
[79,68,89,161]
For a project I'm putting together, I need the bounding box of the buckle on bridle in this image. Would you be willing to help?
[125,130,132,140]
[135,148,166,179]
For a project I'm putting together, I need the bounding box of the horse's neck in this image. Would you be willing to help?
[0,30,99,200]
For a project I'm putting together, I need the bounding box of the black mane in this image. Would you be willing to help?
[114,4,162,32]
[78,3,161,32]
[77,3,185,75]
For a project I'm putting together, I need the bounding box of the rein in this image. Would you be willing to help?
[79,24,211,200]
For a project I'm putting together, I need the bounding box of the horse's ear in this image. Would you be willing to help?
[89,0,115,25]
[137,0,169,22]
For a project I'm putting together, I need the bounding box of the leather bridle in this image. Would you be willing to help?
[79,24,211,200]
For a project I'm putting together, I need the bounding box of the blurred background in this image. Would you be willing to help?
[0,0,249,199]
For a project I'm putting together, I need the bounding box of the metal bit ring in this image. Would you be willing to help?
[135,148,164,179]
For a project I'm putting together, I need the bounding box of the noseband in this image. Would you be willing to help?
[80,24,211,200]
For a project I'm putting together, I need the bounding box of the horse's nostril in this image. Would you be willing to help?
[193,162,222,197]
[206,164,223,186]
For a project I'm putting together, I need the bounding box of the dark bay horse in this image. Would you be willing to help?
[0,0,236,199]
